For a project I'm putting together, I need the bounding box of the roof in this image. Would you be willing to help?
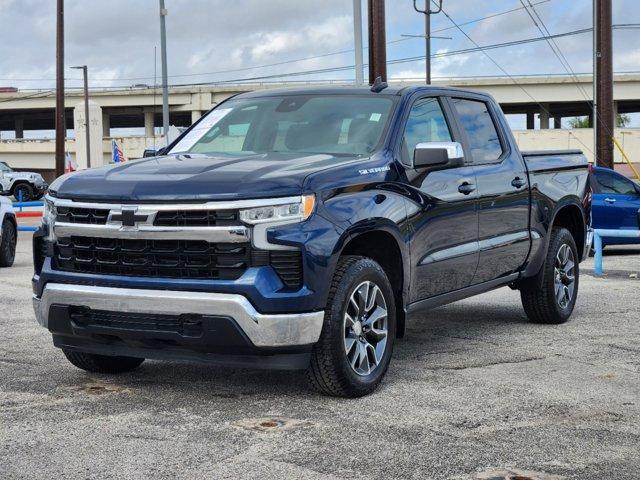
[233,84,489,99]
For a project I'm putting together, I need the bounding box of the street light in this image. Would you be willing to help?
[71,65,91,168]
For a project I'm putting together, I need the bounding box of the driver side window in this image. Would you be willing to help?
[402,97,452,164]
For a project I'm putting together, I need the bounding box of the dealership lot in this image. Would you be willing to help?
[1,233,639,480]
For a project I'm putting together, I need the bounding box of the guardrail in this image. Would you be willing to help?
[593,228,640,275]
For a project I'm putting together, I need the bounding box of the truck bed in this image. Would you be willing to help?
[522,150,588,173]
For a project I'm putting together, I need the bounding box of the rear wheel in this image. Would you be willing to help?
[12,183,34,202]
[62,349,144,374]
[520,227,579,324]
[306,256,396,397]
[0,220,16,267]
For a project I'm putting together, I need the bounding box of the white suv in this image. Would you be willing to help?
[0,161,48,201]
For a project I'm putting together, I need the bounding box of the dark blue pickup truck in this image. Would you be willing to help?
[32,85,591,397]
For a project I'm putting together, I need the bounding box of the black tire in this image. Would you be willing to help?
[306,256,396,398]
[0,220,17,267]
[62,349,144,374]
[520,227,579,324]
[12,183,34,202]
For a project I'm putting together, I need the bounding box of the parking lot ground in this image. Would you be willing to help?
[1,234,639,480]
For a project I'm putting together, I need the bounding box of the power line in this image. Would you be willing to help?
[9,23,636,93]
[2,25,638,95]
[521,1,592,106]
[434,1,596,155]
[0,0,554,85]
[159,25,636,89]
[523,0,617,145]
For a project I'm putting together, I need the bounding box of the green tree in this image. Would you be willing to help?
[567,114,631,128]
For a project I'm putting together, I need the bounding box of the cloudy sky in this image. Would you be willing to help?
[1,0,639,92]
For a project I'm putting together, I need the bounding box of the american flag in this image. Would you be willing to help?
[112,139,127,163]
[64,151,78,173]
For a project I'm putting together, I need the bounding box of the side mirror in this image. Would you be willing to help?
[414,142,464,169]
[142,147,166,158]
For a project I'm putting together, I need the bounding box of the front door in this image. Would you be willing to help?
[449,97,531,284]
[401,96,479,302]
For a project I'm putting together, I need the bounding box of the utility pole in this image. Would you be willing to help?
[367,0,387,84]
[71,66,91,168]
[353,0,364,84]
[159,0,170,145]
[55,0,65,177]
[595,0,614,169]
[413,0,443,85]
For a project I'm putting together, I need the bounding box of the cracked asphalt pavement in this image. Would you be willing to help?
[1,234,639,479]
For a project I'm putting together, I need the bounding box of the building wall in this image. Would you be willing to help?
[512,128,640,165]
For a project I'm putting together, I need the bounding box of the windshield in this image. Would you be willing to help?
[0,162,13,173]
[169,95,395,157]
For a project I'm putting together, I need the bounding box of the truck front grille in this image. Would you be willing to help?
[153,209,239,227]
[53,236,303,288]
[54,236,250,280]
[56,207,110,225]
[55,205,241,227]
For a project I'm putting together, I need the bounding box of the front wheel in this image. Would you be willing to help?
[12,183,34,202]
[306,256,396,397]
[0,220,17,267]
[520,227,579,324]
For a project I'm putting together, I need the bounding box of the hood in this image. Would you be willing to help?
[7,171,43,181]
[51,152,363,202]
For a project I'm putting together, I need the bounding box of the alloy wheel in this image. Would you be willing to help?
[343,280,388,376]
[554,244,576,309]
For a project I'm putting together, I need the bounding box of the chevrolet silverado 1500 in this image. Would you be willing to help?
[32,85,591,397]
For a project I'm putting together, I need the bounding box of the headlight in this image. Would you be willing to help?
[43,197,57,240]
[239,195,315,225]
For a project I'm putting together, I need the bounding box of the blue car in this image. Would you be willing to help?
[591,166,640,246]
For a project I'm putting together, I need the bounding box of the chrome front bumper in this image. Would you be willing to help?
[33,283,324,348]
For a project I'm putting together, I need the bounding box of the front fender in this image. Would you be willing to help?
[266,184,411,310]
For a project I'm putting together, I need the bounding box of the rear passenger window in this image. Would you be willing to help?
[451,98,504,164]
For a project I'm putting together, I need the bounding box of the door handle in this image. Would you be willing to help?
[604,197,617,204]
[511,177,527,189]
[458,182,476,195]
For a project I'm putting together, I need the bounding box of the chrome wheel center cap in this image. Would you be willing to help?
[352,321,363,336]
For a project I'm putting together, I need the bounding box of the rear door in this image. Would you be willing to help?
[448,96,530,284]
[401,96,479,301]
[592,168,640,232]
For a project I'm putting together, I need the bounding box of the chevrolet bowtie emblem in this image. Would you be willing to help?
[110,208,149,227]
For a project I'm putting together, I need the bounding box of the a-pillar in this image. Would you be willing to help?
[144,111,155,138]
[191,110,202,125]
[539,103,550,129]
[102,112,110,137]
[14,118,24,138]
[74,100,104,169]
[526,112,535,130]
